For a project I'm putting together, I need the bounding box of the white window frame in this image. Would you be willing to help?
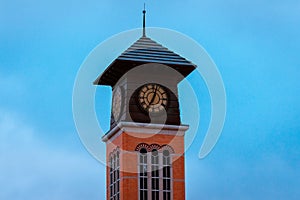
[138,146,173,200]
[110,150,120,200]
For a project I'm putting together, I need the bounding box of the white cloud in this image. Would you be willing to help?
[0,111,106,200]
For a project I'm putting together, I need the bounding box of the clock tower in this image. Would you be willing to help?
[94,9,196,200]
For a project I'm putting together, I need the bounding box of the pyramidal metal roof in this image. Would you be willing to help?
[94,36,197,86]
[117,36,196,66]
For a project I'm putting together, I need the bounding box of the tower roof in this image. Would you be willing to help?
[94,36,197,86]
[118,36,196,66]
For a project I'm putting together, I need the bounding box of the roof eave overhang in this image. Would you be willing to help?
[93,60,197,87]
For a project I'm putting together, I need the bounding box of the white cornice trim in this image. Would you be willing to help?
[102,122,189,142]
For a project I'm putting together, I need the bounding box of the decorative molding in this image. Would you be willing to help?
[135,143,175,154]
[149,143,160,151]
[102,122,189,142]
[135,143,150,152]
[160,145,175,154]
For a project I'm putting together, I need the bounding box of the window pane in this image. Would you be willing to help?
[152,169,158,177]
[140,154,147,163]
[167,179,170,190]
[140,155,147,164]
[140,148,147,154]
[152,150,158,156]
[140,192,143,200]
[152,191,159,200]
[151,150,158,164]
[145,191,148,200]
[166,166,170,178]
[140,165,143,174]
[144,178,147,189]
[140,191,147,200]
[140,177,148,189]
[163,166,170,178]
[155,178,159,189]
[141,166,147,177]
[155,191,159,200]
[140,150,148,200]
[140,177,144,188]
[163,150,170,156]
[163,179,171,190]
[151,178,154,189]
[152,178,157,189]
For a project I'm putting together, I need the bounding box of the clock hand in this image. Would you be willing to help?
[149,85,158,105]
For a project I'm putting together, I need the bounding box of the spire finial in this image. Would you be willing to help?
[142,3,146,37]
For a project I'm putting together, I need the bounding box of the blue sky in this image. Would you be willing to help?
[1,0,300,199]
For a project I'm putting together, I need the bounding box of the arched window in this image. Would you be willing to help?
[110,150,120,200]
[162,150,171,200]
[137,144,173,200]
[110,156,113,200]
[151,149,159,200]
[139,148,148,200]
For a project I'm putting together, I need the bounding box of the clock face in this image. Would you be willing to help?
[112,86,122,121]
[138,83,168,113]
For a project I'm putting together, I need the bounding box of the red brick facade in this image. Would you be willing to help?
[105,127,186,200]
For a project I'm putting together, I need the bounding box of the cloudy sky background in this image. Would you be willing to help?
[1,0,300,199]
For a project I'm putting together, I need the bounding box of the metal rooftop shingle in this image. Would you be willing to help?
[117,37,196,66]
[94,36,197,86]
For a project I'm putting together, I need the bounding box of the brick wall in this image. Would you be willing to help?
[105,130,185,200]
